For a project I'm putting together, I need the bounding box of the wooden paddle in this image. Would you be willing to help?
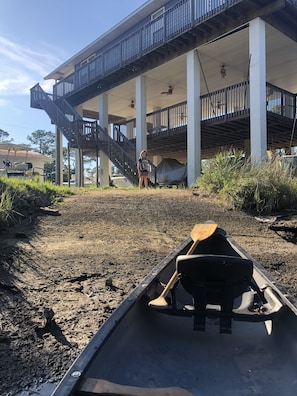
[148,223,218,309]
[79,378,195,396]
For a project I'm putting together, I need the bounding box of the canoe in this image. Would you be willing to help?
[51,224,297,396]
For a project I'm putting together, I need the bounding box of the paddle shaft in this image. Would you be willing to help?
[148,223,218,308]
[152,239,200,299]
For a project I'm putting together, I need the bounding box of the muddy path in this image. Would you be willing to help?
[0,189,296,395]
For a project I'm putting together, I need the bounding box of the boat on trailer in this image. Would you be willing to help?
[51,224,297,396]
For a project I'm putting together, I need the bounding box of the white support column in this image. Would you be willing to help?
[187,50,201,186]
[74,104,84,187]
[99,93,108,129]
[55,126,63,185]
[99,93,111,186]
[135,76,147,158]
[249,18,267,164]
[75,148,84,187]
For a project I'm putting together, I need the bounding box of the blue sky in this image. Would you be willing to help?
[0,0,146,145]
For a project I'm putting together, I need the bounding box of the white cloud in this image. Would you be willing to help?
[0,36,61,96]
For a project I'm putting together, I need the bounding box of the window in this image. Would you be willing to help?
[152,7,164,20]
[80,54,96,67]
[151,7,164,45]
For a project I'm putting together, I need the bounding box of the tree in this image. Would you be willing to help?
[27,130,55,156]
[0,128,11,142]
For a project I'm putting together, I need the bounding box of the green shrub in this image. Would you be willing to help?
[232,160,297,214]
[198,149,246,194]
[197,150,297,215]
[0,177,73,230]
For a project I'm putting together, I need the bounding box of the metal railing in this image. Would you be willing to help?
[30,84,139,183]
[112,125,136,159]
[266,83,296,119]
[124,82,296,136]
[145,101,188,136]
[53,0,241,99]
[201,81,250,122]
[81,121,139,184]
[30,84,82,144]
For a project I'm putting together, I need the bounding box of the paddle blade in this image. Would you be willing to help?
[148,295,168,309]
[190,223,218,242]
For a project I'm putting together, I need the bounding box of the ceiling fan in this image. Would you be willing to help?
[128,100,135,109]
[161,85,173,95]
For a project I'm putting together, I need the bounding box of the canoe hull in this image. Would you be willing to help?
[51,228,297,396]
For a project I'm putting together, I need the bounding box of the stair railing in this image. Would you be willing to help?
[82,121,139,185]
[30,84,82,144]
[112,124,136,160]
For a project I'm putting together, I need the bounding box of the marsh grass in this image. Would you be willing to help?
[198,150,297,214]
[0,189,17,226]
[0,177,72,229]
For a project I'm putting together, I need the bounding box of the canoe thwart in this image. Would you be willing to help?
[78,378,195,396]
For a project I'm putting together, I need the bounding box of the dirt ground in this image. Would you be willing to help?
[0,188,296,396]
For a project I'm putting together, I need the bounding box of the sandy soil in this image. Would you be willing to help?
[0,189,296,395]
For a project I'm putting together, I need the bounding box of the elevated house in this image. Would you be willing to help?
[30,0,297,186]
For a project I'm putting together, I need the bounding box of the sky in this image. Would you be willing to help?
[0,0,147,146]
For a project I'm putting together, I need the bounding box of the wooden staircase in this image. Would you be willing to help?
[30,84,139,185]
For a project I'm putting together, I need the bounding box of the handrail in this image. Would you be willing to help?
[30,84,80,143]
[112,124,136,159]
[124,81,296,134]
[81,121,139,184]
[52,0,242,99]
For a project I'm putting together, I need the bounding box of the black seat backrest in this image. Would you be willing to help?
[176,254,253,304]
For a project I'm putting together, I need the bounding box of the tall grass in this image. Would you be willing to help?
[0,189,16,226]
[0,177,72,230]
[197,150,297,215]
[199,149,245,194]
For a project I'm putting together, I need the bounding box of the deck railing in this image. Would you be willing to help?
[145,101,188,136]
[53,0,241,99]
[124,82,296,137]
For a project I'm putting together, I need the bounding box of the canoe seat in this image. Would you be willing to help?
[176,254,253,333]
